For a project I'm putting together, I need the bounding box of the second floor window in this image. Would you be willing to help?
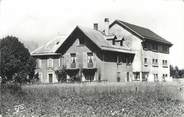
[87,52,93,63]
[144,58,148,64]
[48,58,53,68]
[162,45,169,53]
[152,59,158,64]
[70,53,76,63]
[162,60,168,65]
[152,43,158,51]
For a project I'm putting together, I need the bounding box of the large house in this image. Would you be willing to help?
[31,18,173,83]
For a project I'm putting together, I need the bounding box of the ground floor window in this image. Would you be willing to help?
[162,74,168,82]
[127,72,129,82]
[133,72,140,81]
[142,72,149,81]
[154,74,158,82]
[117,72,120,82]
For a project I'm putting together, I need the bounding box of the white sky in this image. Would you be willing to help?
[0,0,184,68]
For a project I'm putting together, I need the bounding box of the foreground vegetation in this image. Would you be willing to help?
[1,82,184,117]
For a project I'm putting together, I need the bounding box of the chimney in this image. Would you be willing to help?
[93,23,98,30]
[104,18,109,35]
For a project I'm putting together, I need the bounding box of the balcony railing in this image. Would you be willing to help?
[70,63,76,68]
[87,62,93,68]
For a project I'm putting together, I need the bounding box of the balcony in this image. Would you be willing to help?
[70,63,76,68]
[87,62,93,68]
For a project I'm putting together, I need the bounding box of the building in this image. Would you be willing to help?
[31,18,172,83]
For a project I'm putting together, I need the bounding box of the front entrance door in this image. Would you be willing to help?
[49,74,53,83]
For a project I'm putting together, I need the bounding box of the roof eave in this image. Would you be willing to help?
[31,53,62,57]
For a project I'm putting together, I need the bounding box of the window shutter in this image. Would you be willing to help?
[83,52,87,68]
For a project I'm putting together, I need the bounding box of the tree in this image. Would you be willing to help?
[170,65,174,77]
[170,65,184,78]
[0,36,36,83]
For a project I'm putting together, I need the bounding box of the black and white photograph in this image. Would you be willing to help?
[0,0,184,116]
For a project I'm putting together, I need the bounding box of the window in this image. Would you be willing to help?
[154,74,158,82]
[47,58,53,68]
[70,53,76,68]
[162,45,169,53]
[142,72,149,81]
[152,43,158,51]
[70,53,76,63]
[133,72,140,81]
[144,58,148,65]
[143,42,149,50]
[117,55,124,64]
[162,74,168,81]
[117,72,120,82]
[162,60,168,68]
[126,56,132,66]
[87,52,93,68]
[152,59,158,67]
[120,40,123,46]
[37,59,42,68]
[87,52,93,63]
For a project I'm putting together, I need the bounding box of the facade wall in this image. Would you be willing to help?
[62,37,134,82]
[63,38,102,81]
[143,50,171,81]
[109,24,171,82]
[35,56,62,83]
[109,24,142,72]
[102,62,133,82]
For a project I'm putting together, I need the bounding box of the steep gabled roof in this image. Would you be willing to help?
[31,36,65,56]
[56,26,135,54]
[110,20,172,46]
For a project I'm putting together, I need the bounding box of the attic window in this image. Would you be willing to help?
[79,39,84,45]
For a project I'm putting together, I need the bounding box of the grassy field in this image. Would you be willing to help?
[1,82,184,117]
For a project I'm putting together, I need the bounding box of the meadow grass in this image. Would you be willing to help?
[1,82,184,117]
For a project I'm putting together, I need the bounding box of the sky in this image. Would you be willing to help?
[0,0,184,68]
